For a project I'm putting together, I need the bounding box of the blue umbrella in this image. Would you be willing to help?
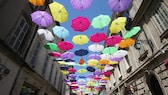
[74,49,89,56]
[64,59,75,62]
[87,66,95,72]
[78,76,86,78]
[52,26,69,39]
[60,66,69,70]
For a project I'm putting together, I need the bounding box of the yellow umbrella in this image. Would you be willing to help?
[61,70,69,75]
[87,59,99,66]
[109,61,118,65]
[110,17,126,33]
[87,81,94,86]
[96,65,105,69]
[49,2,68,23]
[78,69,87,74]
[57,61,66,65]
[72,35,89,45]
[29,0,45,6]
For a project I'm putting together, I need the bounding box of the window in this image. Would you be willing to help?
[54,70,58,86]
[8,16,29,51]
[49,63,54,82]
[42,56,49,77]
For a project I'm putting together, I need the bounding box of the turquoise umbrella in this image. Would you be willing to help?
[102,47,118,54]
[52,26,69,39]
[123,26,141,39]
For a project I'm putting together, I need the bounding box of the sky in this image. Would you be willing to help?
[52,0,113,76]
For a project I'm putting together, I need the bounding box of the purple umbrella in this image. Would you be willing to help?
[89,54,101,60]
[108,0,132,12]
[61,52,75,59]
[110,57,123,62]
[87,74,94,79]
[70,0,92,11]
[94,70,103,76]
[31,11,53,27]
[69,74,77,79]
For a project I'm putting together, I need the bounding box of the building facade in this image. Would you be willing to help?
[0,0,69,95]
[106,0,168,95]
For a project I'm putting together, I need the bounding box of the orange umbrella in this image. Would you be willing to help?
[101,77,109,80]
[119,38,135,48]
[29,0,45,6]
[99,59,110,65]
[79,58,85,65]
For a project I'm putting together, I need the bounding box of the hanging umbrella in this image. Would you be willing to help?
[94,70,103,76]
[29,0,45,6]
[37,29,54,41]
[99,59,110,65]
[68,68,77,73]
[88,54,101,60]
[60,66,69,70]
[101,77,109,81]
[72,35,89,45]
[78,79,86,85]
[91,14,111,29]
[119,38,135,48]
[87,81,94,86]
[49,52,61,58]
[78,76,86,78]
[110,57,123,62]
[104,65,114,71]
[109,61,118,65]
[44,43,59,51]
[61,70,69,75]
[49,2,68,23]
[96,65,105,69]
[65,62,77,66]
[87,66,95,72]
[52,26,69,39]
[57,61,66,65]
[69,74,77,79]
[103,71,112,77]
[70,0,93,10]
[88,43,104,52]
[31,11,53,27]
[110,17,127,33]
[79,58,85,65]
[108,0,132,12]
[64,59,75,62]
[100,54,111,59]
[53,58,63,62]
[90,32,107,43]
[112,50,128,58]
[78,69,87,74]
[87,59,99,66]
[87,74,95,79]
[61,52,75,59]
[102,47,118,54]
[75,49,89,56]
[57,41,73,51]
[105,35,122,46]
[71,16,90,32]
[123,26,141,39]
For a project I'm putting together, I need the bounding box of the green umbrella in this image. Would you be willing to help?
[102,47,118,54]
[123,26,141,39]
[44,43,59,51]
[91,14,111,29]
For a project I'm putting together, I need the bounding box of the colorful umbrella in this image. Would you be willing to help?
[49,2,68,23]
[87,74,95,79]
[103,71,112,77]
[70,0,93,10]
[64,59,75,62]
[31,11,53,27]
[79,58,85,65]
[52,26,69,39]
[61,52,75,59]
[87,66,95,72]
[78,79,86,85]
[69,74,77,79]
[49,52,61,58]
[68,68,77,73]
[88,54,101,60]
[60,66,69,70]
[87,59,99,66]
[44,43,59,51]
[57,41,73,51]
[61,70,69,75]
[102,47,118,54]
[74,49,89,56]
[104,65,114,71]
[110,17,127,33]
[91,14,111,29]
[96,65,105,69]
[71,16,90,32]
[109,61,118,65]
[37,29,54,41]
[88,43,104,52]
[112,50,128,58]
[72,35,89,45]
[108,0,132,12]
[78,69,87,73]
[100,54,111,59]
[105,35,122,46]
[65,62,77,66]
[94,70,103,76]
[119,38,135,48]
[29,0,45,6]
[110,57,123,62]
[90,32,107,43]
[99,59,110,65]
[123,26,141,39]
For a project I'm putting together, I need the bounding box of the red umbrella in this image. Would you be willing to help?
[105,35,122,46]
[49,52,61,58]
[57,41,73,51]
[103,71,112,77]
[90,32,107,42]
[71,16,90,32]
[68,68,77,73]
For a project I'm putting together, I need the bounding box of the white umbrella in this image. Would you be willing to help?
[112,50,128,58]
[104,65,114,71]
[88,43,104,52]
[100,54,111,59]
[37,29,54,41]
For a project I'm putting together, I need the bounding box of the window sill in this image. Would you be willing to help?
[160,29,168,40]
[126,66,132,73]
[139,50,148,61]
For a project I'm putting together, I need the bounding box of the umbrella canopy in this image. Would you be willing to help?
[49,52,61,58]
[71,16,90,32]
[79,58,85,65]
[68,68,77,73]
[94,70,103,76]
[88,54,101,60]
[87,59,99,66]
[70,0,92,10]
[123,26,141,39]
[99,59,110,65]
[69,74,77,79]
[61,70,69,75]
[104,65,114,71]
[100,54,111,59]
[61,52,75,59]
[102,47,118,54]
[49,2,68,23]
[91,14,111,29]
[112,50,128,58]
[57,41,73,51]
[31,11,53,27]
[74,49,89,56]
[37,29,54,41]
[72,35,89,45]
[88,43,104,52]
[90,32,107,43]
[110,57,123,62]
[44,43,59,51]
[64,59,75,62]
[87,66,95,72]
[105,35,122,46]
[87,74,95,79]
[110,17,127,33]
[108,0,132,12]
[78,79,86,85]
[60,66,69,70]
[52,26,69,39]
[119,38,135,48]
[29,0,45,6]
[65,62,77,66]
[103,71,112,77]
[78,69,87,74]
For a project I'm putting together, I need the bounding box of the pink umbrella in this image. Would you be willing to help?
[90,32,107,43]
[57,41,73,51]
[70,0,92,11]
[103,71,112,77]
[61,52,75,59]
[71,16,90,32]
[68,68,77,73]
[48,52,61,58]
[105,35,122,46]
